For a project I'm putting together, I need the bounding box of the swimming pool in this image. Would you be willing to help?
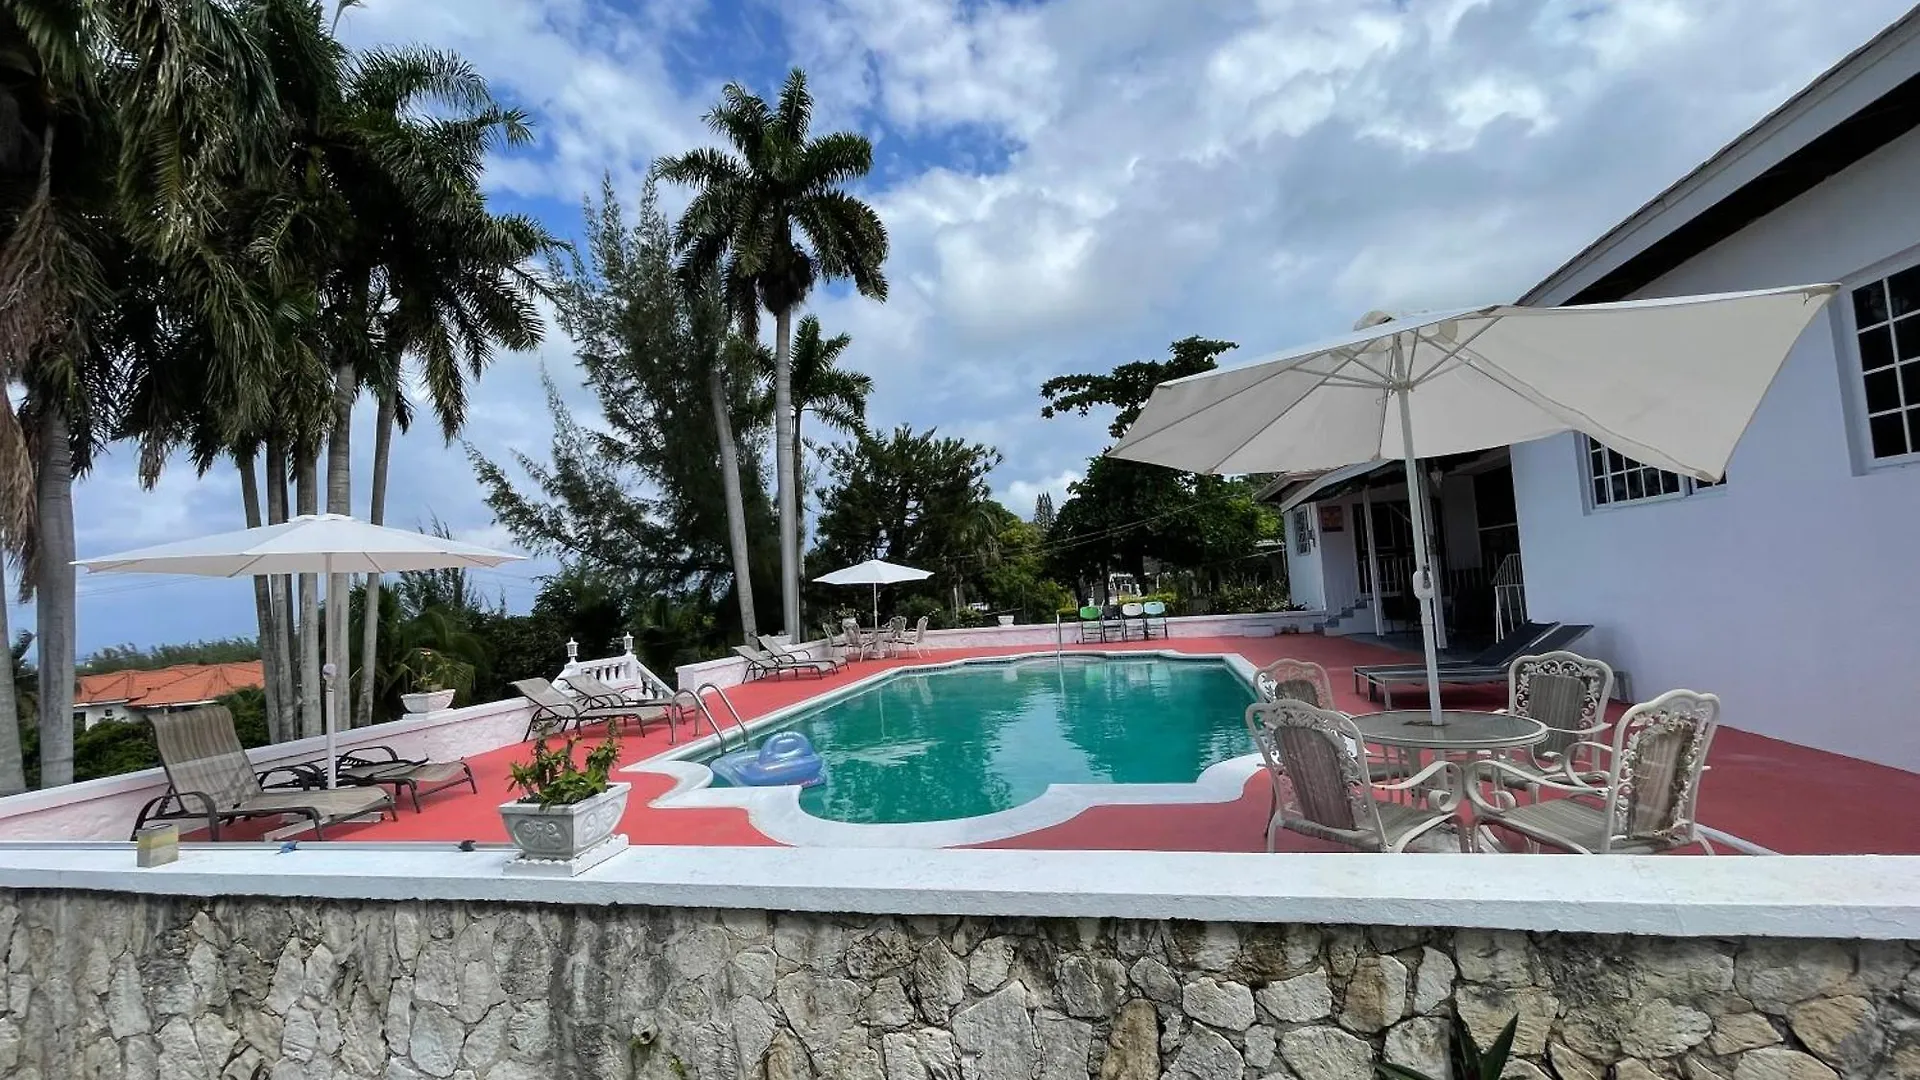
[697,655,1257,825]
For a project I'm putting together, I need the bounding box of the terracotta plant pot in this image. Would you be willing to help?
[498,783,630,862]
[401,689,456,714]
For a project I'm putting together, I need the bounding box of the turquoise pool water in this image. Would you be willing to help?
[701,656,1257,824]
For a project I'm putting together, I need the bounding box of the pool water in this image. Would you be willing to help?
[701,656,1257,824]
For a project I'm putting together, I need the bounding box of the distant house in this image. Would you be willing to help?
[73,661,265,729]
[1275,9,1920,769]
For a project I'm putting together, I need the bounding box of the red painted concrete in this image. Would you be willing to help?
[319,635,1920,855]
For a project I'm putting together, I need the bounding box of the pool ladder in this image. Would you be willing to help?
[671,684,751,749]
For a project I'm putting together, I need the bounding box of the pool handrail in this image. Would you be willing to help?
[672,685,752,750]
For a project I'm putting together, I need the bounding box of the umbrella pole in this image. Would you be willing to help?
[323,572,338,788]
[1394,372,1448,728]
[872,583,879,631]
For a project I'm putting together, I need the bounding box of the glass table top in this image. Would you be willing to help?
[1351,710,1547,750]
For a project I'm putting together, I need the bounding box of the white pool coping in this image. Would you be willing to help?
[1,842,1915,938]
[631,650,1269,847]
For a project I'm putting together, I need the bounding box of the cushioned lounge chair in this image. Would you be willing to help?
[131,706,394,840]
[1351,620,1557,695]
[561,672,678,743]
[332,747,477,812]
[1358,624,1594,707]
[733,644,834,680]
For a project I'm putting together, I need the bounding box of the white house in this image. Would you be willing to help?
[1281,9,1920,770]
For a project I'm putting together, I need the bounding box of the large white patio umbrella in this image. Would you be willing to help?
[1110,284,1837,725]
[76,514,524,784]
[813,558,933,628]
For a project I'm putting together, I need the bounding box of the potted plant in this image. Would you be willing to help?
[499,734,629,869]
[398,648,468,713]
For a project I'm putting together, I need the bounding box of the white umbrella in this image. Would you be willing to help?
[813,558,933,628]
[77,514,524,784]
[1111,284,1837,725]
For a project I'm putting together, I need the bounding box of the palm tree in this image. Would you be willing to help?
[0,595,22,793]
[1,0,281,785]
[761,314,869,627]
[656,68,890,638]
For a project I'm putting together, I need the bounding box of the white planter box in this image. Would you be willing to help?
[401,689,457,714]
[499,783,630,876]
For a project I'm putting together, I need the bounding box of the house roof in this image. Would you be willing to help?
[75,661,265,709]
[1523,7,1920,306]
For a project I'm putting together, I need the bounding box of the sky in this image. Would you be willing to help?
[10,0,1913,658]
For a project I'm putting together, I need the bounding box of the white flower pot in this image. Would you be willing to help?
[997,615,1015,626]
[499,783,630,863]
[401,689,456,714]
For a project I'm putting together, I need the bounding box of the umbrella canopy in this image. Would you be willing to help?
[814,559,932,628]
[77,514,524,785]
[1110,284,1838,723]
[75,513,524,577]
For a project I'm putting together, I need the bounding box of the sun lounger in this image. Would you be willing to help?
[1351,620,1558,695]
[1358,624,1595,707]
[733,644,834,680]
[332,747,477,812]
[131,706,394,840]
[561,672,679,743]
[760,635,848,672]
[513,677,649,739]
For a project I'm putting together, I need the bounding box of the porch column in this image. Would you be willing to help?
[1362,487,1385,636]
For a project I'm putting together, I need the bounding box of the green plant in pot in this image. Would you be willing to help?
[398,648,472,714]
[498,734,631,872]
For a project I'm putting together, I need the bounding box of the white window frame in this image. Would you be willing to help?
[1837,251,1920,471]
[1579,436,1724,511]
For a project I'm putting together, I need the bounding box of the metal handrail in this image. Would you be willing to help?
[670,685,751,750]
[695,683,751,746]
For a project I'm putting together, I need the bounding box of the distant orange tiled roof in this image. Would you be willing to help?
[75,661,265,708]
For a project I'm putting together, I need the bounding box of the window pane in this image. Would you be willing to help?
[1900,316,1920,362]
[1593,477,1609,505]
[1611,475,1628,503]
[1866,368,1902,413]
[1902,362,1920,409]
[1860,326,1896,371]
[1891,266,1920,319]
[1625,470,1644,500]
[1660,470,1681,496]
[1854,281,1890,326]
[1870,413,1910,459]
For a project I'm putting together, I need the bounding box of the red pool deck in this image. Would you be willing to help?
[326,636,1920,855]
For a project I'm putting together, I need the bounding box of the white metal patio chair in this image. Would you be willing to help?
[1487,651,1616,794]
[1248,698,1462,853]
[1466,688,1721,855]
[842,617,886,660]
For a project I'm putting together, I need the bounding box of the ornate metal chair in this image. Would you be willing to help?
[1248,698,1461,853]
[1253,657,1334,707]
[1489,651,1616,794]
[1467,689,1721,855]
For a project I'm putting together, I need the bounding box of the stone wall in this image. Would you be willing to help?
[1,890,1914,1080]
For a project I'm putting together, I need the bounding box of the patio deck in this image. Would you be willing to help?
[320,635,1920,854]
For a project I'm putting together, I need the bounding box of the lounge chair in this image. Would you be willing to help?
[513,677,646,739]
[1357,624,1594,707]
[733,644,834,680]
[1351,620,1556,695]
[332,747,477,812]
[1467,688,1720,855]
[561,672,679,743]
[760,634,848,672]
[131,706,394,840]
[1247,697,1462,853]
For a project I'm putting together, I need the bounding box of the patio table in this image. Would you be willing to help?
[1352,709,1548,817]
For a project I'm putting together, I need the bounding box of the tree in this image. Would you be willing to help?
[1040,336,1279,598]
[1032,492,1055,532]
[471,181,780,654]
[657,68,891,638]
[2,0,283,786]
[809,425,1004,621]
[0,603,20,794]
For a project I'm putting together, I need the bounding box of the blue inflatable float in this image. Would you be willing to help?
[711,731,828,788]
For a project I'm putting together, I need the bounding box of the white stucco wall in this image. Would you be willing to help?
[1512,124,1920,770]
[1282,514,1325,611]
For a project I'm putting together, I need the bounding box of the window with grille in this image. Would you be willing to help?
[1850,266,1920,461]
[1584,438,1723,507]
